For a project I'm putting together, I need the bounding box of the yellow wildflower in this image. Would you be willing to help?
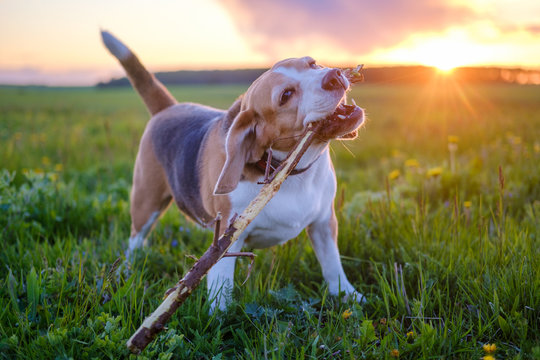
[388,169,401,180]
[54,163,63,172]
[34,168,44,175]
[483,343,497,353]
[342,309,353,320]
[448,135,459,144]
[405,159,420,168]
[426,167,443,178]
[390,349,400,358]
[463,201,472,208]
[41,156,51,166]
[482,355,495,360]
[534,142,540,154]
[406,331,415,339]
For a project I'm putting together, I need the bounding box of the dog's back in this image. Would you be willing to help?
[150,103,223,225]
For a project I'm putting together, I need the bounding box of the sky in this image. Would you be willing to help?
[1,0,539,86]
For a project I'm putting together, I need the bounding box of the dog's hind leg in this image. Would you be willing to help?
[126,130,173,259]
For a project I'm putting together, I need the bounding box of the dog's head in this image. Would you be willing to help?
[214,56,364,195]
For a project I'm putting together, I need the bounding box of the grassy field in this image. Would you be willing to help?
[0,79,539,359]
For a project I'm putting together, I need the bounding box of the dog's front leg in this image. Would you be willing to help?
[206,236,245,313]
[307,208,365,303]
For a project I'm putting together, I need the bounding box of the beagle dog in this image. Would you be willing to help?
[101,31,365,312]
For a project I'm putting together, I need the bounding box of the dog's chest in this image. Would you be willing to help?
[230,167,335,249]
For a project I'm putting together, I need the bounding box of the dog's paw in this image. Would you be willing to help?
[208,294,232,315]
[342,290,366,304]
[328,281,365,304]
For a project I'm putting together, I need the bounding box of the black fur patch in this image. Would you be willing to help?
[151,103,224,225]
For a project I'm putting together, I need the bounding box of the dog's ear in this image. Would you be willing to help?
[223,96,243,131]
[214,109,263,195]
[338,129,358,140]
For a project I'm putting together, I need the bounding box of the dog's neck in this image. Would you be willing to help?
[270,141,328,171]
[254,150,318,176]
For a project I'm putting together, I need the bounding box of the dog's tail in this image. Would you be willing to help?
[101,30,177,115]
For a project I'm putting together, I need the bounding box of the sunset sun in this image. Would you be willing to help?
[416,36,472,72]
[433,60,459,73]
[379,30,485,73]
[422,41,469,72]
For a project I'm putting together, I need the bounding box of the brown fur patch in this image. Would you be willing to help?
[120,55,177,115]
[200,121,232,226]
[130,126,173,236]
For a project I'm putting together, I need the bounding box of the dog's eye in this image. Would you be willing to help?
[279,88,295,106]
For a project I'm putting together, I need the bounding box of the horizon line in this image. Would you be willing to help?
[1,64,540,87]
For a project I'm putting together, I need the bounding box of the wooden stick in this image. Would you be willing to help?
[342,64,364,84]
[212,212,222,247]
[126,127,318,354]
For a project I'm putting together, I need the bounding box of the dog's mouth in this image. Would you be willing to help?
[315,64,365,140]
[314,99,364,140]
[331,101,361,122]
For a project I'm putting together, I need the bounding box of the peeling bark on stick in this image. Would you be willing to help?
[126,128,317,354]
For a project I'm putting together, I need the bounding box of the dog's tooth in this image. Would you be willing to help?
[337,114,347,120]
[351,98,357,106]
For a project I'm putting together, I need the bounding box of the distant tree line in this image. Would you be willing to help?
[96,66,540,87]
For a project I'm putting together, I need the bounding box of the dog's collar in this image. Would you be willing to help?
[254,151,315,176]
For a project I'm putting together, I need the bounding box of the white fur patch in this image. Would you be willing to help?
[125,211,160,259]
[273,66,348,126]
[273,66,350,89]
[226,149,364,304]
[273,66,313,83]
[101,30,132,61]
[230,150,336,249]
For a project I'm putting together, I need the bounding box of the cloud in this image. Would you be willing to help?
[525,24,540,34]
[217,0,476,58]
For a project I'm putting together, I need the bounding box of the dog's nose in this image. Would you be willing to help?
[322,69,346,91]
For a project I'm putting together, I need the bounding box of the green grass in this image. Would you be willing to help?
[0,80,539,359]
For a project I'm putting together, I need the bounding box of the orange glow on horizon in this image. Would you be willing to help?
[436,66,455,74]
[0,0,539,85]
